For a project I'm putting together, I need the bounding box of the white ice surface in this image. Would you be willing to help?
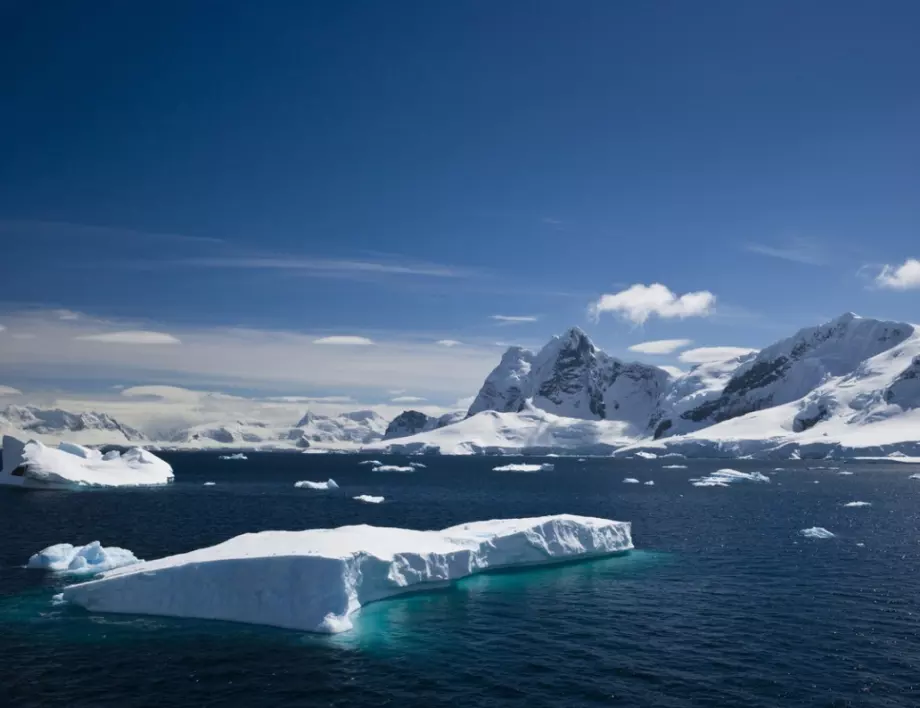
[219,453,248,461]
[371,465,415,473]
[644,480,655,485]
[843,501,871,508]
[203,482,216,486]
[358,460,382,466]
[28,542,141,575]
[662,464,687,469]
[623,478,640,484]
[492,463,554,472]
[0,435,173,488]
[800,527,835,539]
[61,514,633,634]
[294,479,339,490]
[690,469,770,487]
[353,495,385,504]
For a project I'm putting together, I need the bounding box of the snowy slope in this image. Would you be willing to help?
[384,410,465,439]
[468,327,670,431]
[0,405,147,445]
[61,515,633,633]
[366,402,636,455]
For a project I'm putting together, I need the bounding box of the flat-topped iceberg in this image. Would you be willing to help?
[294,479,339,490]
[28,541,141,575]
[690,469,770,487]
[353,494,384,504]
[219,453,248,461]
[492,463,553,472]
[1,435,173,488]
[61,514,633,634]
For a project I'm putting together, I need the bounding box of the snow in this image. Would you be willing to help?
[384,410,465,440]
[60,514,633,634]
[27,542,141,575]
[843,501,871,508]
[690,469,770,487]
[219,453,248,461]
[353,495,384,504]
[1,435,174,489]
[492,463,554,472]
[800,527,835,539]
[294,479,339,490]
[662,464,687,469]
[623,478,640,484]
[371,465,415,473]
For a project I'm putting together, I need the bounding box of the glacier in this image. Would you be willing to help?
[0,435,173,489]
[27,542,141,575]
[60,515,633,634]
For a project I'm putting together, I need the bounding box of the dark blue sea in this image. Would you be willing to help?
[2,453,920,707]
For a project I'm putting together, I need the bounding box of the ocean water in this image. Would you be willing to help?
[2,454,920,707]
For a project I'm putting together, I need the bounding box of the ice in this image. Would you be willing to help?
[60,514,633,634]
[353,495,385,504]
[203,482,216,486]
[219,453,248,461]
[294,479,339,490]
[843,501,871,508]
[635,451,658,459]
[838,471,854,476]
[690,469,770,487]
[0,435,173,488]
[492,463,554,472]
[27,542,141,576]
[358,460,382,466]
[409,462,427,469]
[662,464,687,469]
[910,474,920,480]
[644,480,655,485]
[371,465,415,473]
[623,477,640,484]
[800,527,835,539]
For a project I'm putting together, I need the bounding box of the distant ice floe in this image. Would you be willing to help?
[60,514,633,634]
[800,527,835,539]
[838,471,854,476]
[843,501,871,508]
[493,463,554,473]
[910,474,920,480]
[690,469,770,487]
[644,480,655,486]
[219,453,248,461]
[203,482,216,486]
[623,478,640,484]
[662,464,687,469]
[635,451,658,459]
[409,462,427,469]
[353,495,385,504]
[358,460,382,466]
[27,542,141,576]
[371,465,415,473]
[294,479,339,490]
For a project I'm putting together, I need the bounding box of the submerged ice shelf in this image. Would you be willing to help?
[61,514,633,634]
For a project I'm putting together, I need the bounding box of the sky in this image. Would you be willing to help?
[1,1,918,430]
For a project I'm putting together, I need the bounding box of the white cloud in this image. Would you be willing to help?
[0,324,5,332]
[490,315,539,324]
[658,366,685,377]
[264,395,355,404]
[11,333,36,340]
[627,338,693,355]
[0,385,22,396]
[746,238,826,266]
[875,258,920,290]
[391,396,426,403]
[589,284,716,325]
[453,395,475,409]
[312,335,375,346]
[678,346,758,364]
[75,331,181,345]
[436,339,462,347]
[54,309,81,320]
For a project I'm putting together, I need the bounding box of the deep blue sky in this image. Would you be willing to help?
[1,0,919,400]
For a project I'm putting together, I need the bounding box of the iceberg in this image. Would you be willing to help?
[662,464,687,469]
[622,477,640,484]
[203,482,216,486]
[353,494,385,504]
[644,480,655,486]
[409,462,427,469]
[371,465,415,473]
[843,501,871,508]
[492,463,554,472]
[358,460,382,466]
[0,435,173,489]
[218,453,248,461]
[690,469,770,487]
[27,542,141,576]
[800,527,835,539]
[60,514,632,634]
[294,479,339,490]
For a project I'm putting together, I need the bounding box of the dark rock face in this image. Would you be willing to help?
[885,355,920,406]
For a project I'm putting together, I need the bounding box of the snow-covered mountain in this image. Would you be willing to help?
[0,405,147,445]
[468,327,670,432]
[384,410,465,439]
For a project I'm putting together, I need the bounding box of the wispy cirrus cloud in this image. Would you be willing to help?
[0,220,225,246]
[391,395,426,403]
[589,284,716,325]
[628,338,693,355]
[490,315,539,324]
[436,339,462,347]
[745,237,827,266]
[171,256,479,279]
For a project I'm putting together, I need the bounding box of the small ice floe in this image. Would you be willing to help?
[371,465,415,473]
[635,451,658,460]
[843,501,871,508]
[623,478,640,484]
[662,464,687,469]
[409,462,427,469]
[493,463,554,473]
[910,474,920,480]
[203,482,216,486]
[294,479,339,490]
[800,527,835,539]
[690,469,770,487]
[838,471,854,476]
[358,460,382,466]
[219,453,247,461]
[27,542,141,576]
[353,495,385,504]
[643,480,655,486]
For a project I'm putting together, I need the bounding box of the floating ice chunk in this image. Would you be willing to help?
[856,542,865,547]
[644,480,655,486]
[690,469,770,487]
[662,464,687,469]
[1,435,173,489]
[294,479,339,490]
[28,542,141,576]
[60,514,633,634]
[800,527,835,539]
[910,474,920,480]
[219,453,248,461]
[409,462,427,469]
[843,501,871,508]
[635,451,658,459]
[838,471,854,476]
[577,458,586,462]
[353,495,385,504]
[203,482,216,486]
[358,460,382,466]
[492,463,554,472]
[371,465,415,473]
[623,477,640,484]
